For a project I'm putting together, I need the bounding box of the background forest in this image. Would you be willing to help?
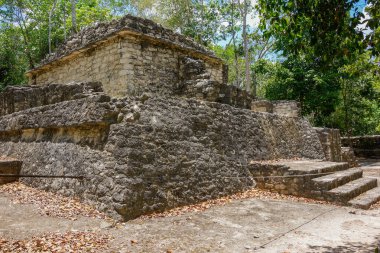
[0,0,379,136]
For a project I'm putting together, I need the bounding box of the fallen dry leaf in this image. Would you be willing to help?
[138,188,334,220]
[0,182,111,221]
[0,231,110,253]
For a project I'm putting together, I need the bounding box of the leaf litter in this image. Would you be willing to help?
[0,182,109,220]
[0,231,110,253]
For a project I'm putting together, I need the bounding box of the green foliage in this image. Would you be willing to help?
[253,58,340,125]
[0,0,113,87]
[365,0,380,56]
[212,44,245,84]
[330,53,380,135]
[258,0,365,65]
[255,54,380,135]
[0,25,28,89]
[256,0,380,134]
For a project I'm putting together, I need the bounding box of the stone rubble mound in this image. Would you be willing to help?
[0,82,325,220]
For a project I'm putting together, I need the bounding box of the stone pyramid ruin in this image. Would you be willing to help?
[0,15,379,220]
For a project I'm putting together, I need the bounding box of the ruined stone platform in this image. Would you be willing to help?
[0,82,327,220]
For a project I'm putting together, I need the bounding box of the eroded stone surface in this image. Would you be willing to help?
[314,127,342,162]
[341,146,359,167]
[0,82,103,117]
[249,160,349,196]
[27,16,226,98]
[349,187,380,209]
[0,84,325,220]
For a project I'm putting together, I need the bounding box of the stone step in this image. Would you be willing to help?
[348,186,380,209]
[312,168,363,191]
[326,177,378,203]
[282,160,349,175]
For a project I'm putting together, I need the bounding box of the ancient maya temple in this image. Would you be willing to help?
[0,15,379,220]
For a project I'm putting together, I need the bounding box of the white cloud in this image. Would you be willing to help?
[247,0,260,28]
[355,4,372,37]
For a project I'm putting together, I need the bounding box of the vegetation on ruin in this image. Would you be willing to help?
[0,0,379,135]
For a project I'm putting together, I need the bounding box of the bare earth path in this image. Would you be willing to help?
[0,159,379,253]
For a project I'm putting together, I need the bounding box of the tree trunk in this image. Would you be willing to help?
[63,0,67,41]
[48,0,58,54]
[71,0,77,33]
[13,6,35,69]
[231,1,240,87]
[239,0,251,94]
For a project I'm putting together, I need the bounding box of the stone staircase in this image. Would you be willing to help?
[249,160,380,209]
[311,164,380,209]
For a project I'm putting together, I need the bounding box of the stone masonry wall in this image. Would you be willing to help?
[341,135,380,158]
[247,163,314,196]
[341,147,359,168]
[272,101,300,117]
[251,100,300,117]
[0,82,103,117]
[248,161,348,197]
[27,15,225,98]
[0,83,325,220]
[314,128,342,162]
[32,36,224,98]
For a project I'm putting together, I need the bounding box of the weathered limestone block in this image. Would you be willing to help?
[272,101,300,117]
[248,160,350,198]
[0,160,22,185]
[314,127,342,162]
[178,57,221,101]
[218,85,252,109]
[0,95,118,149]
[0,95,116,132]
[176,57,253,108]
[341,147,359,168]
[37,15,218,66]
[0,82,103,117]
[251,100,273,113]
[26,15,226,98]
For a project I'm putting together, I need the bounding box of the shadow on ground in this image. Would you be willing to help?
[308,236,380,253]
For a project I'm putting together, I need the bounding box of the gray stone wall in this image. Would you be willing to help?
[314,127,342,162]
[0,82,102,117]
[341,147,359,168]
[27,15,225,98]
[341,136,380,158]
[177,57,252,108]
[248,163,315,196]
[0,83,325,220]
[251,100,300,117]
[251,100,273,113]
[272,101,300,117]
[30,37,225,98]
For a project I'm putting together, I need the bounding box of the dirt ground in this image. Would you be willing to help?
[0,159,379,253]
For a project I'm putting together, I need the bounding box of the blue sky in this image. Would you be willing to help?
[355,0,367,12]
